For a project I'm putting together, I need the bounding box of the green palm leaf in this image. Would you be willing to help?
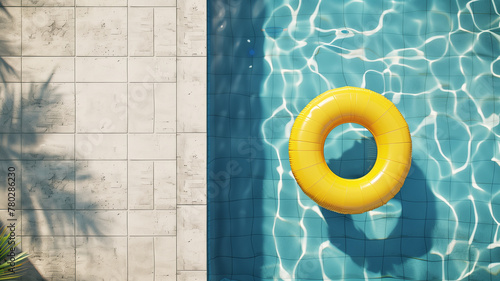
[0,226,29,280]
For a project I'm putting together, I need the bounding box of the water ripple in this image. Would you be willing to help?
[260,0,500,280]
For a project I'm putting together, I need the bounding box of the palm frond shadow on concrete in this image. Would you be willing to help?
[16,78,100,236]
[0,2,104,280]
[0,5,17,86]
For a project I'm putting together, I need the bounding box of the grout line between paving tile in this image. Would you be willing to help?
[73,1,77,278]
[126,0,130,279]
[175,0,179,277]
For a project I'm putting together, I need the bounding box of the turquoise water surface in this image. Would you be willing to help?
[208,0,500,280]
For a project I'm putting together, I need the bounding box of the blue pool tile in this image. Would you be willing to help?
[278,240,303,262]
[230,198,254,217]
[402,219,427,237]
[209,218,230,239]
[383,238,402,256]
[404,0,429,12]
[211,94,231,116]
[257,256,279,279]
[229,118,253,138]
[208,137,231,159]
[209,180,231,202]
[210,236,232,256]
[252,215,274,236]
[210,202,231,220]
[382,256,405,275]
[295,258,324,280]
[401,182,429,203]
[472,161,495,184]
[211,257,233,275]
[250,161,270,179]
[209,116,231,138]
[474,29,499,56]
[230,19,257,39]
[231,137,257,158]
[470,0,493,14]
[257,181,279,199]
[226,157,252,179]
[365,239,385,256]
[449,182,472,202]
[229,218,255,237]
[230,236,256,258]
[345,237,365,257]
[427,12,454,34]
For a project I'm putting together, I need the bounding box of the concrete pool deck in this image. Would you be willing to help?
[0,0,206,280]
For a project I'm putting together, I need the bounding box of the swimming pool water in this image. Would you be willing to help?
[208,0,500,280]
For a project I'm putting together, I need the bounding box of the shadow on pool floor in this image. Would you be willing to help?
[322,140,436,278]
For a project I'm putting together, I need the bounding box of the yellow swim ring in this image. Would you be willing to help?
[289,86,412,214]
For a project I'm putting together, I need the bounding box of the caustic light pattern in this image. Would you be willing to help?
[259,0,500,280]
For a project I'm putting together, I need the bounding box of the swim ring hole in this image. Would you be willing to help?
[324,123,377,179]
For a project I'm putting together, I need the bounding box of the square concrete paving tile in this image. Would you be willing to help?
[76,7,127,56]
[76,237,127,281]
[21,83,75,133]
[22,237,76,281]
[76,83,127,133]
[75,160,127,209]
[22,7,74,56]
[21,160,75,209]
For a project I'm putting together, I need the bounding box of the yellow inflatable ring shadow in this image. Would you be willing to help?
[289,86,412,214]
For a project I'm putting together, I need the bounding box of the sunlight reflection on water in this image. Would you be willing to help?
[260,0,500,280]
